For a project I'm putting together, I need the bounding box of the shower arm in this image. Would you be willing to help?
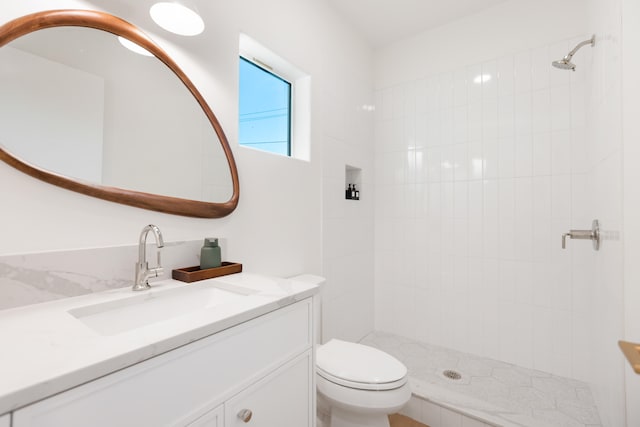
[564,35,595,60]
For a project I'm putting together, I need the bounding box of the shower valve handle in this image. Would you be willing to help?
[561,220,600,251]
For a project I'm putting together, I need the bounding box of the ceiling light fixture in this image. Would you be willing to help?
[150,1,205,36]
[118,36,154,57]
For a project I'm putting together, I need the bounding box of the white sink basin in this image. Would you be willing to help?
[68,282,254,336]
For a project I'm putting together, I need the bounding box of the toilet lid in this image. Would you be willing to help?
[316,339,407,390]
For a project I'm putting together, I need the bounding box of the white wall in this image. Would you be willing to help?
[622,0,640,424]
[0,0,375,342]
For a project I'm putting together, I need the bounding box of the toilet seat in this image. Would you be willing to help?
[316,339,408,391]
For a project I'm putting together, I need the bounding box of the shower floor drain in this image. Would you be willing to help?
[442,369,462,380]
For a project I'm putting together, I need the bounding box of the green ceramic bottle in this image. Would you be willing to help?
[200,238,221,270]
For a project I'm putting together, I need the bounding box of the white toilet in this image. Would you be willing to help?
[316,339,411,427]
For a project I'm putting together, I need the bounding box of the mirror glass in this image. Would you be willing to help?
[0,21,235,210]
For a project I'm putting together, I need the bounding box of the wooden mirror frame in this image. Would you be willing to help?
[0,9,239,218]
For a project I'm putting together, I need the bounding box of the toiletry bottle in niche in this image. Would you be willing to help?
[354,185,360,200]
[346,184,352,199]
[200,238,221,269]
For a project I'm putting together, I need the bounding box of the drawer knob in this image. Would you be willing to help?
[237,409,253,423]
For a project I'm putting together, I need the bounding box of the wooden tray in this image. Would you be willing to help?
[172,262,243,283]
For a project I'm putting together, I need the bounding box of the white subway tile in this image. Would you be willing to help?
[441,108,454,146]
[499,259,517,303]
[381,87,393,120]
[483,139,499,179]
[454,69,468,107]
[468,102,483,142]
[454,143,469,181]
[497,95,515,139]
[497,55,515,97]
[551,174,571,219]
[468,64,483,104]
[392,84,406,119]
[454,106,469,144]
[532,45,550,91]
[514,51,532,94]
[468,141,483,181]
[514,91,532,136]
[498,138,515,178]
[454,182,469,219]
[515,260,534,305]
[453,218,469,257]
[550,85,571,131]
[514,133,533,177]
[415,79,428,115]
[426,110,442,147]
[532,132,552,176]
[482,60,498,101]
[551,129,571,177]
[425,75,440,112]
[482,100,499,141]
[532,89,551,133]
[439,72,454,109]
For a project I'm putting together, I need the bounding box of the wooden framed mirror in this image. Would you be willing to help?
[0,9,239,218]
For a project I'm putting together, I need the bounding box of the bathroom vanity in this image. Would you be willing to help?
[0,273,320,426]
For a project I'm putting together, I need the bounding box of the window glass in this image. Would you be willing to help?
[239,57,291,156]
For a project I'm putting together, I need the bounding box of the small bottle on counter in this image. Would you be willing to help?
[346,184,353,199]
[354,185,360,200]
[200,238,222,270]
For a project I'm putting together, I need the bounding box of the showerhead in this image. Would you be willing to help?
[552,58,576,71]
[551,35,595,71]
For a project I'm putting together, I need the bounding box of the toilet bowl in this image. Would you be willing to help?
[316,339,411,427]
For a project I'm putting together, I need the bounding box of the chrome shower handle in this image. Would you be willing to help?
[561,220,600,250]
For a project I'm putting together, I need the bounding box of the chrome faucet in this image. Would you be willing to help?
[133,224,165,291]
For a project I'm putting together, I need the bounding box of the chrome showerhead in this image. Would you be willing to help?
[551,35,595,71]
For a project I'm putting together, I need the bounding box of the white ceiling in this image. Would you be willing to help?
[325,0,509,49]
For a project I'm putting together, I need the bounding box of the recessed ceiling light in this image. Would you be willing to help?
[150,1,205,36]
[118,36,154,57]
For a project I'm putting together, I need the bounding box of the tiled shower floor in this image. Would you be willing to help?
[361,332,601,427]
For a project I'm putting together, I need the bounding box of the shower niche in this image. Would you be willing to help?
[345,165,361,200]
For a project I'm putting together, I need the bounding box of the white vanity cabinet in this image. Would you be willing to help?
[0,413,10,427]
[12,299,313,427]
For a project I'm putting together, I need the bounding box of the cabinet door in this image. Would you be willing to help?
[187,405,223,427]
[225,351,312,427]
[0,413,9,427]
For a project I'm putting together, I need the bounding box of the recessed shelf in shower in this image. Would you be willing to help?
[345,165,361,200]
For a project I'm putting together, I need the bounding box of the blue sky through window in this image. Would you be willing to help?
[239,57,291,156]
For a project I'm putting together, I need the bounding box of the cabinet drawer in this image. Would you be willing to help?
[187,405,223,427]
[14,299,311,427]
[225,350,312,427]
[0,413,9,427]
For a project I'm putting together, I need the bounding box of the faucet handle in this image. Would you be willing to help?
[150,266,164,278]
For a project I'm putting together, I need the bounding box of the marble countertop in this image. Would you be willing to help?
[0,272,321,415]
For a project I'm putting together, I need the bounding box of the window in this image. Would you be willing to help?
[238,34,310,161]
[238,57,291,156]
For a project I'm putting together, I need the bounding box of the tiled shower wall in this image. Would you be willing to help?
[373,37,594,381]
